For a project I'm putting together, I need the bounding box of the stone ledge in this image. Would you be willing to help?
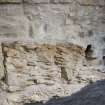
[24,0,73,4]
[0,0,22,3]
[77,0,105,6]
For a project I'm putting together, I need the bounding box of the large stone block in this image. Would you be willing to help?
[0,16,29,38]
[0,4,23,16]
[24,4,70,43]
[0,89,8,105]
[2,42,105,104]
[0,4,29,39]
[3,42,84,92]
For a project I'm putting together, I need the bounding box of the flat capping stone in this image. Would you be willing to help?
[23,0,73,4]
[2,41,85,54]
[76,0,105,6]
[0,0,22,4]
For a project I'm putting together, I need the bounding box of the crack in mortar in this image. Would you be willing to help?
[1,43,8,85]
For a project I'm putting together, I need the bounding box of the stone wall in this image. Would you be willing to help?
[0,0,105,56]
[0,0,105,105]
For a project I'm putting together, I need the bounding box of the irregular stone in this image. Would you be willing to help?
[24,4,68,43]
[7,93,22,103]
[0,89,8,105]
[3,42,85,91]
[0,42,105,104]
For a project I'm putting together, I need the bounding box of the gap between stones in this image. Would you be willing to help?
[1,43,8,85]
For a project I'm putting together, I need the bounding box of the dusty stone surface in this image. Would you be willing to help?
[0,0,104,59]
[0,0,105,105]
[24,80,105,105]
[0,0,22,3]
[0,42,104,105]
[0,4,29,39]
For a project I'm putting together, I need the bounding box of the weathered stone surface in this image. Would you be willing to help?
[24,4,83,45]
[0,42,104,105]
[0,89,8,105]
[23,80,105,105]
[0,5,29,39]
[0,4,23,16]
[4,42,84,91]
[51,0,73,3]
[0,0,22,3]
[24,0,73,4]
[0,1,105,105]
[23,3,105,51]
[24,4,67,43]
[77,0,105,6]
[0,16,29,38]
[24,0,49,3]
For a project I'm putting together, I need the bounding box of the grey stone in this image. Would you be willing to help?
[0,0,22,3]
[0,1,105,105]
[77,0,105,6]
[24,0,73,4]
[0,5,29,39]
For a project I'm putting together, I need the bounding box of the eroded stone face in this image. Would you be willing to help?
[0,42,104,105]
[0,0,104,50]
[0,4,29,39]
[4,42,84,91]
[0,0,105,105]
[77,0,105,6]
